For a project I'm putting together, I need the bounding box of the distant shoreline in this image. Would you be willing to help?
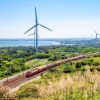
[0,38,94,41]
[0,38,99,47]
[0,40,62,47]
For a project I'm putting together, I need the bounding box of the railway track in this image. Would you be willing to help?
[2,54,96,89]
[3,74,25,88]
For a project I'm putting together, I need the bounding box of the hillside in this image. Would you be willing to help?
[16,56,100,100]
[0,46,100,100]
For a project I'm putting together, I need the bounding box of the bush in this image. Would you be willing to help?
[69,62,73,66]
[61,54,67,59]
[25,65,30,69]
[96,67,100,71]
[63,66,72,73]
[75,62,82,68]
[48,55,57,61]
[35,53,49,59]
[49,68,57,72]
[21,65,25,71]
[81,60,87,66]
[88,59,94,65]
[15,67,21,72]
[93,61,100,66]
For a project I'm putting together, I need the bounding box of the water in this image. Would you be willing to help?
[0,39,61,47]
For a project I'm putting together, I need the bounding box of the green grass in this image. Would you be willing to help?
[25,59,52,68]
[91,57,100,62]
[17,70,100,100]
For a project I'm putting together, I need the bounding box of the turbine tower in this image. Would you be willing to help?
[24,6,53,52]
[28,31,36,47]
[95,30,98,40]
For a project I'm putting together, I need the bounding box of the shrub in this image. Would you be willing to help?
[48,55,57,61]
[75,62,82,68]
[87,59,94,65]
[81,60,87,66]
[21,65,26,71]
[93,61,100,66]
[63,66,72,73]
[35,53,49,59]
[49,68,57,72]
[96,67,100,71]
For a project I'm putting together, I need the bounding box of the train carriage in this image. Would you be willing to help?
[26,55,86,78]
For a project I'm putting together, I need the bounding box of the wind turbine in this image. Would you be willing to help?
[94,30,100,40]
[24,6,53,52]
[95,30,98,40]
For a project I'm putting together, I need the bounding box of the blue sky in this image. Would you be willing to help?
[0,0,100,39]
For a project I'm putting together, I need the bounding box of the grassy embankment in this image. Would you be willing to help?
[16,56,100,100]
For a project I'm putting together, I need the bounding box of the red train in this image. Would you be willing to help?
[26,55,86,78]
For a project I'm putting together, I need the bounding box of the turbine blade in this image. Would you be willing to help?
[28,31,36,36]
[39,24,53,31]
[35,6,38,23]
[28,34,34,36]
[24,25,37,34]
[38,35,40,38]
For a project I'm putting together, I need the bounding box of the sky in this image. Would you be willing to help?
[0,0,100,39]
